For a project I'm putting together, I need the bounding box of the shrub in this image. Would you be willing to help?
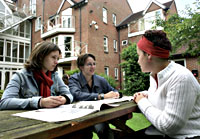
[120,43,149,96]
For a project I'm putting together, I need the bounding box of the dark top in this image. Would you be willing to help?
[68,72,118,102]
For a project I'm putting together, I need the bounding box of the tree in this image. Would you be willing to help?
[120,43,149,96]
[155,0,200,63]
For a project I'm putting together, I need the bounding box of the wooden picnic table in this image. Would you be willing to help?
[0,101,137,139]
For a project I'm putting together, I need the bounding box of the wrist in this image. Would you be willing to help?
[39,98,43,108]
[99,93,104,100]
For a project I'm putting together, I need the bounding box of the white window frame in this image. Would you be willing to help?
[138,18,145,31]
[35,16,41,32]
[113,40,117,52]
[114,68,118,80]
[30,0,36,15]
[112,13,116,26]
[51,36,58,45]
[122,40,128,46]
[103,7,107,23]
[104,67,109,76]
[104,36,108,52]
[172,59,186,67]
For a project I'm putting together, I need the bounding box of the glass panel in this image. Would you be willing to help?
[12,41,18,62]
[13,25,19,36]
[5,40,11,62]
[4,71,10,89]
[0,39,4,61]
[25,21,31,38]
[25,43,30,60]
[20,22,24,37]
[0,2,5,13]
[19,42,24,63]
[64,37,72,58]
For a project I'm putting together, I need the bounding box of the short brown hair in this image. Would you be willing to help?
[144,30,172,51]
[77,53,95,70]
[24,41,61,71]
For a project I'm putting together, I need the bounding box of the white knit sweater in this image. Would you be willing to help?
[138,61,200,139]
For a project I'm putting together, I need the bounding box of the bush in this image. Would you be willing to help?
[120,43,149,96]
[99,73,117,89]
[65,68,80,76]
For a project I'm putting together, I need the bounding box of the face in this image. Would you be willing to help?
[137,47,150,73]
[42,50,60,73]
[80,57,96,77]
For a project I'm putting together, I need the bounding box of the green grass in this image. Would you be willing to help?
[93,112,151,139]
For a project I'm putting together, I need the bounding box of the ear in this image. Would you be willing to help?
[79,66,84,71]
[147,54,152,62]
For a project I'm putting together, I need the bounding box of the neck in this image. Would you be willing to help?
[151,60,169,75]
[82,72,92,82]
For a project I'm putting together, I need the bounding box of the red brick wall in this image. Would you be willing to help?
[71,0,132,85]
[186,58,200,83]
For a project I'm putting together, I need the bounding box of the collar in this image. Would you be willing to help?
[79,72,100,88]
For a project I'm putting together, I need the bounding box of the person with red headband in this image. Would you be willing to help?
[0,41,73,110]
[132,30,200,138]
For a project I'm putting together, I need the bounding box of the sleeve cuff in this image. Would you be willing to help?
[138,98,152,115]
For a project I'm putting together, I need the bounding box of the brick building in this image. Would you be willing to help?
[0,0,199,90]
[117,0,200,83]
[0,0,132,90]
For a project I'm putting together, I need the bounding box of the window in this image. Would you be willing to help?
[155,10,161,20]
[173,59,186,67]
[35,17,41,31]
[5,40,11,62]
[25,43,30,61]
[122,40,128,46]
[30,0,36,14]
[104,67,109,76]
[113,40,117,52]
[103,8,107,23]
[0,38,30,63]
[139,18,145,31]
[64,36,72,58]
[12,41,18,62]
[51,36,58,46]
[112,14,116,26]
[0,39,4,61]
[114,68,118,80]
[104,36,108,52]
[19,42,24,63]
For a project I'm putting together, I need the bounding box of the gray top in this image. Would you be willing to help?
[0,69,73,110]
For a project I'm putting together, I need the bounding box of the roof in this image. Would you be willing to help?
[117,0,174,29]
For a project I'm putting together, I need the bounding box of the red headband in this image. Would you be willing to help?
[137,36,170,58]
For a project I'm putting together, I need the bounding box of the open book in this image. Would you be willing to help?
[12,96,133,122]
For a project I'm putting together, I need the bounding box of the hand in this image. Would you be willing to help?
[104,91,119,99]
[133,92,148,103]
[40,96,66,108]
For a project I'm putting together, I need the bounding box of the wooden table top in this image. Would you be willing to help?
[0,101,137,139]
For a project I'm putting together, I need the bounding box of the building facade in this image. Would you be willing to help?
[0,0,132,90]
[1,0,198,91]
[0,0,36,90]
[117,0,200,83]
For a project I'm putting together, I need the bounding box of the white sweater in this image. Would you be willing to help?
[138,61,200,139]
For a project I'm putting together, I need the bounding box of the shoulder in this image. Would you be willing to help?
[93,74,108,83]
[69,73,80,80]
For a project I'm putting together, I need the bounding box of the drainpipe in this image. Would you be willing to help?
[117,29,122,89]
[79,7,82,54]
[42,0,45,35]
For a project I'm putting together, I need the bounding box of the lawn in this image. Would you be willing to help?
[93,112,151,139]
